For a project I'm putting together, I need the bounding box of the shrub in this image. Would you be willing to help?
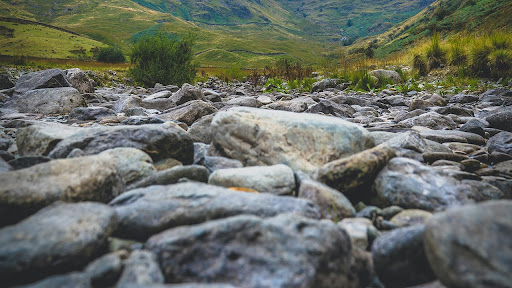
[351,70,376,91]
[130,32,198,87]
[413,54,428,76]
[217,64,245,82]
[470,43,492,77]
[449,40,467,66]
[489,49,512,80]
[97,46,126,63]
[426,32,446,70]
[491,33,511,50]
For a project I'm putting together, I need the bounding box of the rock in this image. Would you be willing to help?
[297,176,356,220]
[170,83,205,105]
[399,112,457,130]
[65,68,95,94]
[0,157,11,172]
[84,252,123,287]
[487,131,512,156]
[459,119,486,137]
[125,107,148,117]
[7,156,52,170]
[0,202,117,285]
[372,157,474,211]
[211,107,374,174]
[48,123,193,163]
[422,152,469,164]
[369,69,402,83]
[409,99,431,111]
[121,116,166,125]
[187,114,215,144]
[99,148,156,186]
[159,100,218,126]
[146,214,366,288]
[128,165,209,190]
[389,209,432,227]
[203,156,244,172]
[479,88,512,105]
[372,225,435,288]
[113,96,142,113]
[5,87,85,114]
[0,150,126,225]
[482,176,512,199]
[0,74,14,89]
[305,99,355,118]
[141,98,176,111]
[226,96,261,107]
[338,218,378,250]
[110,182,320,240]
[416,129,486,145]
[262,100,308,112]
[315,145,396,203]
[116,250,164,288]
[435,106,474,117]
[449,93,478,103]
[312,78,339,92]
[485,107,512,132]
[208,164,296,195]
[424,200,512,288]
[69,107,117,121]
[15,272,91,288]
[13,68,71,95]
[383,131,428,153]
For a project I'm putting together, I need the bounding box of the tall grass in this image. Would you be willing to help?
[426,32,447,70]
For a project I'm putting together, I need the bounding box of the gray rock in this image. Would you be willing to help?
[389,209,432,227]
[338,218,377,250]
[8,156,52,170]
[110,182,320,240]
[211,107,374,175]
[99,148,156,186]
[435,106,474,117]
[187,114,215,144]
[14,272,91,288]
[369,69,402,83]
[16,122,82,156]
[0,202,117,285]
[479,88,512,105]
[487,131,512,156]
[399,112,457,130]
[170,83,205,105]
[383,131,428,153]
[0,150,128,225]
[297,177,355,220]
[116,250,164,288]
[486,107,512,132]
[416,129,486,145]
[159,100,218,126]
[312,78,339,92]
[69,107,117,121]
[262,100,308,112]
[203,156,244,172]
[459,118,487,137]
[305,99,355,118]
[13,68,71,95]
[128,165,209,190]
[0,74,14,89]
[372,225,435,288]
[449,93,478,104]
[372,157,473,211]
[208,164,296,195]
[141,98,176,111]
[85,252,123,287]
[146,214,366,288]
[113,96,142,113]
[5,87,85,114]
[65,68,95,94]
[424,200,512,288]
[48,123,193,163]
[120,116,166,125]
[226,96,261,107]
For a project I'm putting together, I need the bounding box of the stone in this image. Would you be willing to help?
[297,176,356,221]
[121,116,166,125]
[369,69,402,83]
[65,68,95,94]
[449,93,479,103]
[485,107,512,132]
[15,272,91,288]
[389,209,432,227]
[5,87,85,114]
[487,131,512,156]
[159,100,218,126]
[315,145,396,202]
[98,148,156,186]
[338,218,378,250]
[435,106,474,117]
[187,114,215,144]
[146,214,366,288]
[422,152,469,164]
[69,107,117,121]
[116,250,164,288]
[7,156,52,170]
[0,202,117,286]
[208,164,296,195]
[110,182,320,240]
[262,100,308,112]
[113,96,142,113]
[203,156,244,172]
[13,68,71,95]
[84,252,123,287]
[305,99,355,118]
[399,112,457,130]
[48,123,193,163]
[459,118,487,137]
[128,165,209,190]
[479,88,512,105]
[141,98,176,111]
[424,200,512,288]
[312,78,339,92]
[416,129,486,145]
[383,131,428,153]
[16,122,82,156]
[170,83,206,105]
[211,107,374,175]
[0,74,14,89]
[0,151,124,226]
[226,96,261,107]
[372,225,435,288]
[372,157,474,211]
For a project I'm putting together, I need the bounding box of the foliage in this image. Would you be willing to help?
[130,32,199,87]
[350,70,377,91]
[449,39,467,66]
[264,78,287,93]
[413,54,428,75]
[96,46,126,63]
[217,64,246,82]
[426,32,446,70]
[264,57,312,81]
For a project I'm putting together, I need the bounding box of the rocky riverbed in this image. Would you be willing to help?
[0,68,511,288]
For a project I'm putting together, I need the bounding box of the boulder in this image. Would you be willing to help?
[0,74,14,89]
[424,200,512,288]
[312,78,339,92]
[369,69,402,84]
[159,100,218,126]
[203,156,244,173]
[69,107,116,121]
[109,182,320,240]
[16,122,82,156]
[13,68,71,95]
[5,87,85,114]
[84,252,123,287]
[170,83,206,105]
[459,118,487,137]
[113,96,142,113]
[208,164,296,195]
[146,214,366,288]
[65,68,95,93]
[116,250,164,288]
[305,99,355,118]
[337,218,378,250]
[225,96,261,107]
[372,225,435,287]
[487,131,512,156]
[98,148,156,186]
[48,123,194,163]
[0,151,124,225]
[389,209,432,227]
[128,165,209,190]
[399,112,457,130]
[0,202,117,285]
[211,107,374,174]
[485,107,512,132]
[188,114,215,144]
[262,99,308,112]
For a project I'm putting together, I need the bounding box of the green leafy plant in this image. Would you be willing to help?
[97,46,126,63]
[264,78,288,93]
[130,32,198,87]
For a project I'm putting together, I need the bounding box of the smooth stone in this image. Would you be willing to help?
[487,131,512,156]
[485,107,512,132]
[13,68,71,95]
[65,68,95,94]
[202,156,244,173]
[141,98,176,111]
[146,214,368,288]
[120,116,166,125]
[113,96,142,113]
[48,122,193,163]
[226,96,261,107]
[210,107,374,175]
[372,225,435,288]
[424,200,512,288]
[110,182,320,240]
[415,128,486,145]
[187,114,215,144]
[459,118,487,137]
[0,202,117,285]
[0,157,11,172]
[7,156,52,170]
[422,152,469,164]
[338,217,378,250]
[369,69,402,83]
[208,164,296,195]
[389,209,433,227]
[84,252,123,287]
[116,250,164,288]
[6,87,84,114]
[305,99,355,118]
[493,160,512,177]
[262,100,308,112]
[98,148,156,186]
[14,272,90,288]
[399,112,456,130]
[170,83,205,106]
[127,165,209,190]
[69,107,116,121]
[159,100,218,126]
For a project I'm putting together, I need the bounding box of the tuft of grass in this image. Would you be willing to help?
[489,49,512,80]
[413,54,428,76]
[426,32,447,70]
[491,32,511,50]
[449,39,467,67]
[470,42,492,77]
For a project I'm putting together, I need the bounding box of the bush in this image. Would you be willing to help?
[413,54,428,76]
[217,64,245,82]
[470,43,492,77]
[489,49,512,80]
[426,32,446,70]
[130,32,198,87]
[97,46,126,63]
[449,40,467,67]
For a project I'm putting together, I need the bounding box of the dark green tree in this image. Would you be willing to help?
[96,46,126,63]
[130,32,198,87]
